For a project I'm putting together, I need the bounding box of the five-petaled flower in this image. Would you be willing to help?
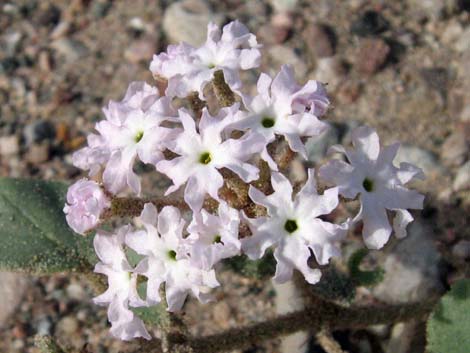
[319,126,425,249]
[242,170,348,284]
[157,106,265,211]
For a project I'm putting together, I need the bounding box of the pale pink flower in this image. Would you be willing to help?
[126,203,220,311]
[242,170,348,284]
[150,21,261,100]
[318,126,425,249]
[230,65,329,169]
[187,201,241,269]
[63,179,110,235]
[93,227,150,341]
[157,106,265,211]
[73,82,178,195]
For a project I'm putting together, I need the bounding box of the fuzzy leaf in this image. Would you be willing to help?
[348,248,384,287]
[427,279,470,353]
[0,178,95,273]
[133,304,166,327]
[223,252,276,279]
[312,266,356,303]
[133,282,167,327]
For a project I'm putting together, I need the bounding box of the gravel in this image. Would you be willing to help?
[0,0,466,351]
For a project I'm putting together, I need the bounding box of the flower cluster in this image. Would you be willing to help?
[64,21,425,340]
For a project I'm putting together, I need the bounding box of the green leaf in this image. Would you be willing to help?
[0,177,95,274]
[312,266,356,303]
[427,279,470,353]
[348,248,384,287]
[132,281,167,327]
[222,252,276,280]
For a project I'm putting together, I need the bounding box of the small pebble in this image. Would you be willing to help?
[351,10,389,37]
[355,38,390,75]
[124,38,157,64]
[23,121,56,146]
[26,143,50,164]
[0,135,20,156]
[303,23,336,58]
[58,316,79,335]
[257,23,289,44]
[163,0,223,46]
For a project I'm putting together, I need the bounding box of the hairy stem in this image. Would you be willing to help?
[189,297,437,352]
[102,197,188,219]
[103,196,221,220]
[159,288,193,353]
[135,294,437,353]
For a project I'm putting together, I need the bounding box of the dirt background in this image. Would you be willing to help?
[0,0,469,352]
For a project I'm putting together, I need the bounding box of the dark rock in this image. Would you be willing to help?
[303,23,336,58]
[458,0,470,11]
[37,5,61,27]
[23,121,56,146]
[355,38,390,75]
[351,10,389,37]
[0,57,19,74]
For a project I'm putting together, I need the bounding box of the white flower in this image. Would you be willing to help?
[63,179,110,235]
[73,81,178,195]
[93,227,150,341]
[242,170,348,284]
[126,203,220,311]
[157,106,265,211]
[230,65,329,169]
[187,201,241,269]
[150,21,261,99]
[318,126,425,249]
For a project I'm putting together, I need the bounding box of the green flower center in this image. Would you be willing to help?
[284,219,298,234]
[213,235,222,244]
[135,131,144,143]
[208,63,216,69]
[199,152,212,165]
[261,116,275,128]
[362,178,374,192]
[167,250,177,261]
